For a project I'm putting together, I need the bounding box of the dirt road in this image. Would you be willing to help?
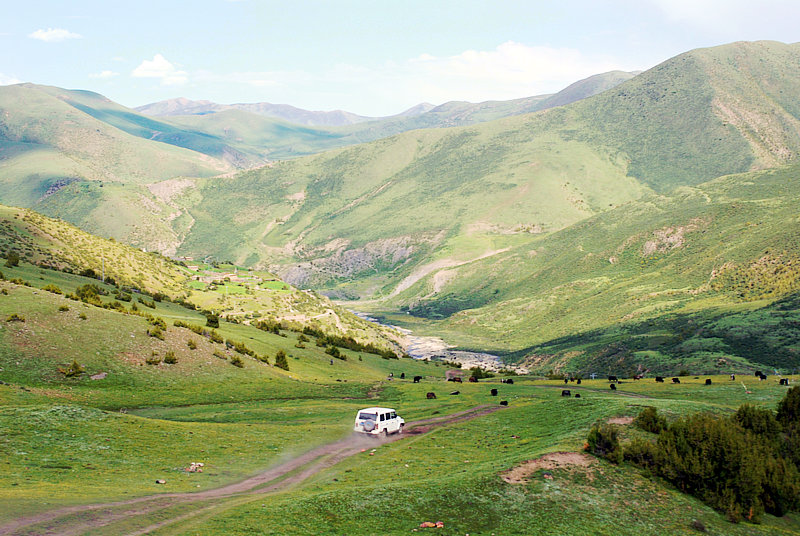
[1,404,503,536]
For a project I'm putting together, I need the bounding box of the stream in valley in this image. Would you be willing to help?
[352,311,528,373]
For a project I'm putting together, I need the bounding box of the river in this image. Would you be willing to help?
[352,311,529,374]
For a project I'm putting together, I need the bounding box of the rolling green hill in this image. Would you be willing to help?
[171,42,800,290]
[0,205,401,350]
[380,162,800,374]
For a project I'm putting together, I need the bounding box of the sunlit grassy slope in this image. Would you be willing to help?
[175,42,800,289]
[383,162,800,374]
[0,206,400,348]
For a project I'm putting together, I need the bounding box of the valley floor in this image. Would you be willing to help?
[2,376,799,535]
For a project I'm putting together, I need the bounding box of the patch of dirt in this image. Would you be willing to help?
[607,416,634,425]
[502,452,595,484]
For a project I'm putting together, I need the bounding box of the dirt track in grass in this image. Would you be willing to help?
[0,404,504,536]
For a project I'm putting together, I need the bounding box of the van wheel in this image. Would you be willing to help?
[383,428,389,437]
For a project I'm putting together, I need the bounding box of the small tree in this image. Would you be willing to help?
[58,360,85,377]
[5,251,20,268]
[777,386,800,428]
[634,406,667,434]
[587,423,623,464]
[163,351,177,364]
[275,350,289,371]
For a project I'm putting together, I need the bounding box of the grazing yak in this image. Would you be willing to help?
[655,376,664,383]
[413,376,422,383]
[780,378,789,386]
[490,388,498,396]
[575,393,581,398]
[610,384,617,391]
[468,376,478,383]
[426,392,437,399]
[576,379,582,385]
[672,378,681,384]
[499,400,508,406]
[705,379,712,385]
[608,375,618,382]
[561,390,571,397]
[450,390,460,395]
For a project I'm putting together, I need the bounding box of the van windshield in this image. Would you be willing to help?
[358,412,377,421]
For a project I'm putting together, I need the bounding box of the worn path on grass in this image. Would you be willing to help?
[1,404,504,536]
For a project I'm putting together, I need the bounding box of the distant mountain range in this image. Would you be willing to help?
[135,70,639,127]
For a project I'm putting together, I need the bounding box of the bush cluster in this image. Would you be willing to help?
[634,406,667,434]
[274,350,289,371]
[616,391,800,523]
[586,423,623,464]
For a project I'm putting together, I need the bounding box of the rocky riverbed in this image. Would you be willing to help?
[352,312,528,374]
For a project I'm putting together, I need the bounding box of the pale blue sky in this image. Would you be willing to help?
[2,0,799,116]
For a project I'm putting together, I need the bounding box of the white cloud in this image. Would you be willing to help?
[132,54,187,85]
[197,42,632,115]
[89,70,119,79]
[400,41,623,103]
[0,73,22,85]
[29,28,82,42]
[646,0,800,34]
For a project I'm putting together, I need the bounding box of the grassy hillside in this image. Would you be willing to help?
[0,84,231,193]
[375,162,800,374]
[0,204,190,296]
[178,123,646,286]
[0,206,401,350]
[1,274,797,534]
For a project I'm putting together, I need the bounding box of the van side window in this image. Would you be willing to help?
[390,411,397,419]
[380,414,385,421]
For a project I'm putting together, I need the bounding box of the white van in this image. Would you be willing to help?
[354,407,404,436]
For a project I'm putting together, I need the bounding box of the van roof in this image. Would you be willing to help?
[357,407,395,413]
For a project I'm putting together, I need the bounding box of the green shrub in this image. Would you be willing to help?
[187,339,197,350]
[4,251,19,267]
[146,354,162,365]
[209,330,224,344]
[470,366,494,380]
[58,305,69,312]
[586,423,622,464]
[777,386,800,428]
[163,351,177,364]
[734,404,781,444]
[78,312,87,320]
[147,327,165,340]
[58,360,84,377]
[42,284,62,295]
[6,313,24,322]
[230,355,244,368]
[146,316,167,330]
[75,283,105,304]
[205,313,219,328]
[275,350,289,371]
[213,350,227,360]
[634,406,667,434]
[623,437,659,466]
[325,345,345,360]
